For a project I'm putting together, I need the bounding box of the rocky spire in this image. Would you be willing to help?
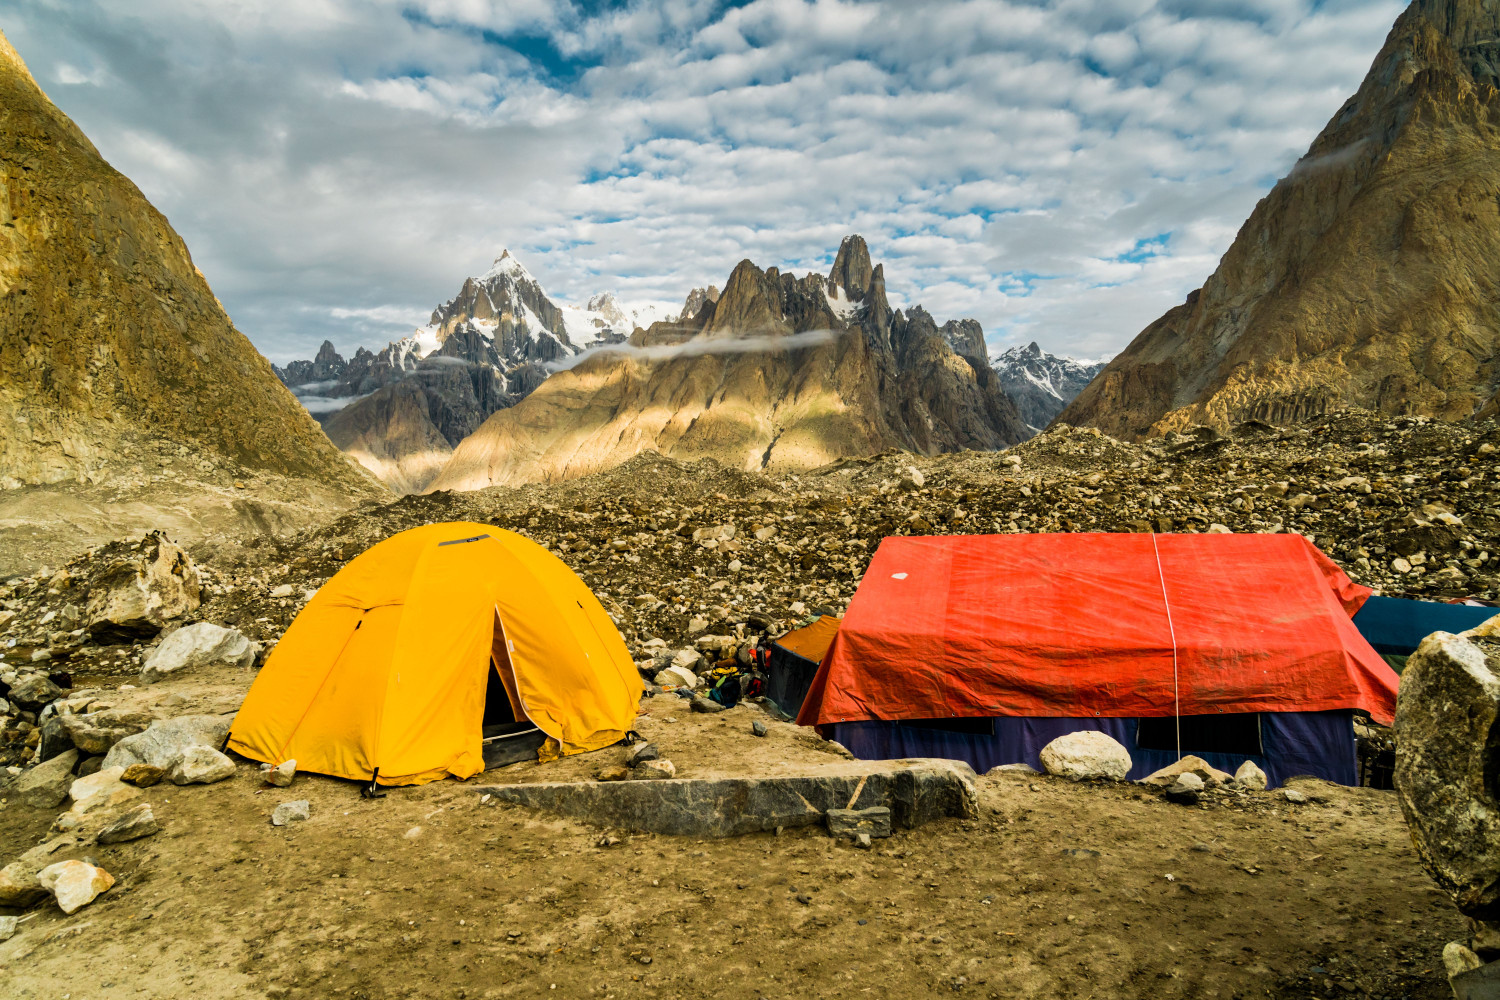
[829,235,875,301]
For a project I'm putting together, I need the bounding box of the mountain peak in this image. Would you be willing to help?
[480,249,534,283]
[829,235,874,301]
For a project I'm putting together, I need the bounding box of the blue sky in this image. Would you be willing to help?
[4,0,1402,364]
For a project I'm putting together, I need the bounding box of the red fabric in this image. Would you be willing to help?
[797,533,1398,728]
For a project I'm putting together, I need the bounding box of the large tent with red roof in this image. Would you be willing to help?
[796,532,1400,787]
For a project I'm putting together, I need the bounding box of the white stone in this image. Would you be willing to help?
[169,744,236,785]
[669,649,700,670]
[1234,760,1268,791]
[103,714,235,770]
[271,800,310,826]
[270,584,294,598]
[653,665,697,689]
[1444,941,1485,978]
[68,766,132,811]
[38,860,115,914]
[141,622,259,682]
[0,914,17,941]
[266,759,296,787]
[1038,731,1132,781]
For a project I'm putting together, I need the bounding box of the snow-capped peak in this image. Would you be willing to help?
[479,248,535,284]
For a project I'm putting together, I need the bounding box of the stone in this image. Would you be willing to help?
[0,915,16,941]
[1445,941,1486,978]
[826,806,892,840]
[140,622,259,683]
[987,762,1040,774]
[479,758,978,839]
[670,649,700,671]
[687,617,709,633]
[169,744,236,784]
[0,862,48,907]
[1164,772,1204,805]
[37,715,75,761]
[8,673,64,711]
[1395,630,1500,920]
[631,759,677,780]
[69,766,128,806]
[596,765,631,782]
[690,694,727,714]
[624,743,659,766]
[270,584,294,599]
[85,532,201,641]
[38,860,115,914]
[1234,760,1268,791]
[1283,788,1309,804]
[57,710,152,756]
[271,800,310,826]
[97,803,160,844]
[102,713,235,771]
[121,763,165,787]
[1039,731,1131,781]
[752,720,768,737]
[265,759,296,787]
[653,666,697,689]
[12,748,80,808]
[1141,755,1231,787]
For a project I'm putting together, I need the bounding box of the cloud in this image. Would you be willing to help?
[2,0,1404,364]
[548,328,844,371]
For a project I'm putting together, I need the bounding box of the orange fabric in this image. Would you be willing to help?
[228,522,640,785]
[774,616,843,662]
[797,533,1399,728]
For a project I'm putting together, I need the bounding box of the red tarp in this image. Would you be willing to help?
[797,533,1399,728]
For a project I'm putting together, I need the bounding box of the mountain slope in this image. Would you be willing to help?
[993,343,1108,431]
[1059,0,1500,438]
[426,236,1027,491]
[0,29,364,491]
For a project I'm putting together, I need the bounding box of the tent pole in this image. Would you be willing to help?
[1151,533,1182,761]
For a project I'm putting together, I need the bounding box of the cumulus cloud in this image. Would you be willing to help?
[2,0,1403,364]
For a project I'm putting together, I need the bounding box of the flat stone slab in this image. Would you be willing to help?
[475,758,977,838]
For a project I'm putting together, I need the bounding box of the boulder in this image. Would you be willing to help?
[8,673,64,711]
[97,803,160,844]
[140,623,259,683]
[653,666,697,689]
[69,766,129,807]
[479,758,977,838]
[271,800,310,826]
[1039,731,1132,781]
[689,695,727,714]
[1141,755,1231,787]
[624,743,658,766]
[1394,630,1500,920]
[0,861,48,907]
[38,860,114,914]
[1164,772,1204,805]
[11,749,80,808]
[37,716,75,762]
[264,759,296,788]
[1234,760,1268,791]
[84,532,201,641]
[169,745,236,785]
[57,709,153,755]
[630,759,677,780]
[102,714,235,771]
[826,806,892,840]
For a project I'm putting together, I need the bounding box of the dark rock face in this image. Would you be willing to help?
[992,342,1108,431]
[1394,623,1500,920]
[478,759,977,838]
[1060,0,1500,439]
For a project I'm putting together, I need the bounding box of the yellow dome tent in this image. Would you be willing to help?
[227,522,641,787]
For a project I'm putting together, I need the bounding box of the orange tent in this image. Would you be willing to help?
[228,522,640,786]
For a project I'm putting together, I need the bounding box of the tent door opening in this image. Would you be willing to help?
[481,609,547,768]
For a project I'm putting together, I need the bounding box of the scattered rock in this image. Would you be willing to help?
[57,710,153,756]
[97,803,160,844]
[825,806,892,840]
[631,759,677,780]
[169,745,236,785]
[1234,760,1268,791]
[69,766,131,808]
[1283,788,1309,804]
[263,759,296,787]
[102,714,235,771]
[653,665,697,689]
[120,763,165,788]
[8,673,65,711]
[269,584,294,599]
[271,800,311,826]
[12,748,80,808]
[1141,755,1231,787]
[596,765,631,782]
[690,695,727,714]
[1039,731,1131,781]
[752,720,768,737]
[624,743,659,766]
[38,859,115,914]
[85,532,201,641]
[1394,629,1500,920]
[140,622,259,682]
[1164,772,1204,805]
[0,862,48,907]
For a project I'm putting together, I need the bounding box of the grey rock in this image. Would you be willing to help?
[85,532,201,641]
[168,745,236,785]
[8,674,64,711]
[271,800,310,826]
[140,622,259,683]
[264,759,296,787]
[97,803,160,844]
[1282,788,1309,804]
[11,748,80,808]
[1234,760,1268,791]
[102,714,234,771]
[624,743,659,766]
[986,762,1040,774]
[38,715,74,762]
[0,915,17,942]
[1446,941,1486,978]
[751,720,768,737]
[1039,731,1131,781]
[826,806,892,840]
[58,709,153,755]
[1395,630,1500,920]
[690,695,727,714]
[1165,772,1204,805]
[1450,959,1500,1000]
[478,758,977,838]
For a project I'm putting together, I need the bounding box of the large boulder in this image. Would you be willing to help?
[10,749,80,808]
[0,837,74,907]
[1394,625,1500,921]
[8,673,65,712]
[141,623,259,683]
[85,532,201,641]
[1039,731,1132,781]
[168,745,236,785]
[56,709,153,755]
[102,714,234,771]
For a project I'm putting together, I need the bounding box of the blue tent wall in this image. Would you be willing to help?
[832,710,1356,788]
[1352,596,1494,656]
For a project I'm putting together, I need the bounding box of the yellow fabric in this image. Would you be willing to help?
[227,522,641,785]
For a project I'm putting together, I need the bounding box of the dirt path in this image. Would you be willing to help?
[0,700,1461,1000]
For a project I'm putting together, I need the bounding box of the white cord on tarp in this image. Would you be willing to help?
[1151,532,1182,760]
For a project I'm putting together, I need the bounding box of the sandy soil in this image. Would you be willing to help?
[0,686,1462,1000]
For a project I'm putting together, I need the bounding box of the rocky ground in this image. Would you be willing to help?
[0,408,1496,997]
